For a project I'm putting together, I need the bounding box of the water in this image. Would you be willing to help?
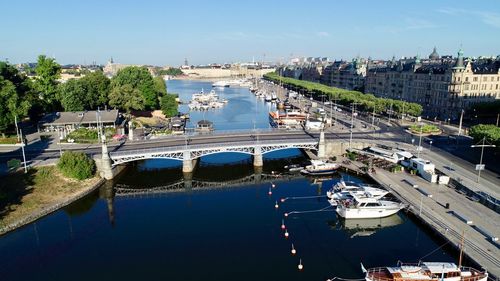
[0,81,460,280]
[167,79,275,130]
[0,153,459,281]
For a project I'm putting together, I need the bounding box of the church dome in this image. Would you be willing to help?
[429,47,440,60]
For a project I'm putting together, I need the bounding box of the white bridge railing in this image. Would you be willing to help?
[110,138,318,162]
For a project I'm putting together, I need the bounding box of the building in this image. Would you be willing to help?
[103,57,156,77]
[38,110,120,138]
[320,57,367,91]
[365,48,500,119]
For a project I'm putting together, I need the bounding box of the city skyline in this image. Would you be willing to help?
[1,0,500,65]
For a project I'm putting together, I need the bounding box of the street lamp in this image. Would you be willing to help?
[470,137,496,183]
[429,140,433,151]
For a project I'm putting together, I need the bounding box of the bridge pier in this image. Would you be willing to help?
[128,121,134,141]
[183,151,197,173]
[317,130,326,159]
[183,172,193,191]
[100,143,114,180]
[253,146,263,167]
[253,165,262,184]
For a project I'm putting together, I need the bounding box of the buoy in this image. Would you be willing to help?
[268,188,272,195]
[284,212,289,217]
[291,243,296,255]
[275,201,279,209]
[298,259,303,270]
[284,229,289,238]
[280,198,285,203]
[271,183,276,188]
[281,219,286,230]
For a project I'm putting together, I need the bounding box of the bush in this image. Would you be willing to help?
[347,151,357,161]
[469,124,500,146]
[409,124,440,134]
[57,151,96,180]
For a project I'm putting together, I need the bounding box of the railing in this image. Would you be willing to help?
[110,138,318,158]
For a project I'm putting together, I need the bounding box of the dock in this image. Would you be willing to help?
[368,167,499,278]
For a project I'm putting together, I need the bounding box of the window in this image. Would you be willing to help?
[465,77,469,82]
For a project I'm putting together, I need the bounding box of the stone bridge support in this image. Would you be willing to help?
[100,143,114,180]
[183,151,197,173]
[317,130,326,158]
[253,146,263,167]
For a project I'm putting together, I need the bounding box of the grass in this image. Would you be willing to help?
[409,124,441,134]
[0,166,100,229]
[0,136,18,144]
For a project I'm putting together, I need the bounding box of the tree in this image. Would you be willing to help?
[57,151,95,180]
[154,76,167,97]
[80,70,110,108]
[0,62,32,137]
[111,67,158,110]
[109,84,145,113]
[34,55,61,110]
[57,79,86,111]
[160,94,178,117]
[469,124,500,147]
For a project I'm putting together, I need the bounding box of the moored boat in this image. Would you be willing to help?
[300,160,340,176]
[327,180,388,200]
[364,262,488,281]
[335,193,403,219]
[212,81,230,87]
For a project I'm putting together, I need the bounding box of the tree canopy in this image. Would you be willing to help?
[161,94,178,117]
[109,84,145,113]
[111,67,159,110]
[80,70,110,109]
[0,62,32,135]
[469,124,500,147]
[34,55,61,110]
[57,79,87,111]
[264,72,423,117]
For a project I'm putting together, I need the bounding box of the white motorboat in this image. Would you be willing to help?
[364,262,488,281]
[271,92,277,100]
[284,164,304,172]
[335,193,404,219]
[327,180,388,200]
[300,160,340,176]
[212,81,230,87]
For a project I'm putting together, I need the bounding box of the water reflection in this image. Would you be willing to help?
[330,214,405,238]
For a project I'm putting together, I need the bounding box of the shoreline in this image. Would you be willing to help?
[0,174,105,236]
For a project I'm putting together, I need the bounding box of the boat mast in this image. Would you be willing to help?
[458,230,465,268]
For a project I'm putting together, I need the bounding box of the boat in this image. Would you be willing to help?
[364,262,488,281]
[327,180,389,200]
[300,160,340,176]
[212,81,229,87]
[265,95,272,102]
[271,92,277,101]
[284,164,304,172]
[332,214,403,238]
[335,193,404,219]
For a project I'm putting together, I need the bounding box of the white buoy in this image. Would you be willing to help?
[275,201,279,209]
[291,243,296,255]
[281,219,286,230]
[284,229,289,238]
[268,188,272,195]
[280,198,285,203]
[284,212,289,217]
[298,259,303,270]
[271,183,276,188]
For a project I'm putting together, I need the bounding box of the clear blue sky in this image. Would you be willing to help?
[1,0,499,66]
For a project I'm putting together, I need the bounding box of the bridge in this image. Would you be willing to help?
[96,130,326,179]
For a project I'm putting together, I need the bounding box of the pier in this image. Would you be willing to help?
[367,168,499,278]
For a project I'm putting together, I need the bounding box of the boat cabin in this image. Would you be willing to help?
[196,120,214,132]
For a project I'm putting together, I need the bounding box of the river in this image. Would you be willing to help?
[0,80,460,281]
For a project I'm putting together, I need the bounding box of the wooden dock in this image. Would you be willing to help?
[368,168,499,279]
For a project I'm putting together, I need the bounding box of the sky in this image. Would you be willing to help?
[1,0,500,66]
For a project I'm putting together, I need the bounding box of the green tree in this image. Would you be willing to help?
[34,55,61,110]
[469,124,500,146]
[80,70,110,109]
[57,79,86,111]
[160,94,178,117]
[111,67,158,110]
[154,76,167,97]
[0,62,32,137]
[109,84,145,113]
[57,151,96,180]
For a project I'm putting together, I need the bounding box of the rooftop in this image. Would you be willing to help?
[39,110,119,126]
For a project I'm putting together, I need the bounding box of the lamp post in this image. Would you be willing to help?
[470,137,496,183]
[417,123,423,158]
[429,140,433,151]
[20,129,27,173]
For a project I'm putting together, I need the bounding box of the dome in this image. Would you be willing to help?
[429,47,439,60]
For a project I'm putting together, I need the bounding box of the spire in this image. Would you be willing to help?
[109,57,114,64]
[415,53,421,65]
[454,48,464,69]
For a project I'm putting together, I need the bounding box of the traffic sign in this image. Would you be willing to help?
[475,164,485,171]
